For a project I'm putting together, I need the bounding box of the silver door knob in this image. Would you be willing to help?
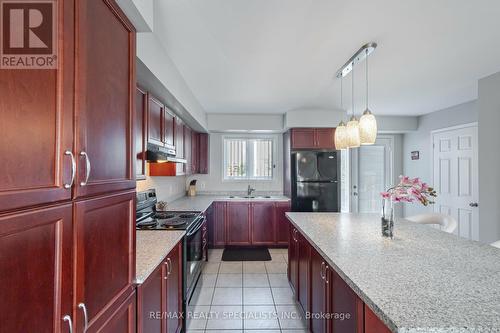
[469,202,479,207]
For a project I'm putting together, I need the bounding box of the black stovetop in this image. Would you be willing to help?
[136,211,200,230]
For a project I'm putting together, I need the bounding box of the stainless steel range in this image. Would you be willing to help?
[136,189,206,313]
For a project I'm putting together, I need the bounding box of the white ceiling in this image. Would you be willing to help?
[153,0,500,116]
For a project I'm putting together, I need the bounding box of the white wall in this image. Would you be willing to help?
[403,100,478,217]
[187,133,284,194]
[137,174,187,203]
[207,114,283,132]
[478,72,500,243]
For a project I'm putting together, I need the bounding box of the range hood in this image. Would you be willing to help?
[146,143,187,163]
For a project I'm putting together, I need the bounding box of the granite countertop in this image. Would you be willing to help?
[135,230,185,284]
[286,212,500,333]
[165,194,290,212]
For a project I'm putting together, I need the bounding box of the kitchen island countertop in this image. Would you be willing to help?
[286,212,500,333]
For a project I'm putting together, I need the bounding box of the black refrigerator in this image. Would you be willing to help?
[291,151,340,212]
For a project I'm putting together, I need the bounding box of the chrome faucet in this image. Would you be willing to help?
[247,184,256,196]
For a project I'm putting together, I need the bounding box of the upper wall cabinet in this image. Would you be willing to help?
[164,108,176,151]
[198,133,209,174]
[175,117,185,176]
[290,128,336,150]
[74,0,136,198]
[136,87,147,180]
[0,0,74,212]
[148,95,164,147]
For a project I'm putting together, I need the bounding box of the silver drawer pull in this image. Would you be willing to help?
[320,262,325,280]
[164,260,170,279]
[167,258,172,275]
[64,151,76,189]
[80,151,91,186]
[78,303,89,332]
[63,315,73,333]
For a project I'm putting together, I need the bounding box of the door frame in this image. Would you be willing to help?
[430,122,479,239]
[349,135,394,213]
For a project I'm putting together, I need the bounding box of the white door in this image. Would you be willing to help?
[351,137,393,213]
[432,124,479,240]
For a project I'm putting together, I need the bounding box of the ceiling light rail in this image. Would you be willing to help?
[335,42,377,78]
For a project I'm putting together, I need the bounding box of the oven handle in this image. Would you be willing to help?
[186,216,205,237]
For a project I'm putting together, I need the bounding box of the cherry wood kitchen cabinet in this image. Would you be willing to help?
[175,117,185,175]
[73,191,135,332]
[0,204,73,333]
[164,108,176,150]
[251,201,275,245]
[93,290,136,333]
[137,241,183,333]
[0,0,74,213]
[298,231,311,315]
[148,95,164,147]
[213,202,227,247]
[288,227,299,294]
[136,86,147,180]
[290,128,336,150]
[74,0,136,199]
[364,305,391,333]
[331,270,364,333]
[191,131,200,174]
[227,201,251,245]
[198,133,209,174]
[184,125,192,175]
[310,248,330,333]
[275,201,291,245]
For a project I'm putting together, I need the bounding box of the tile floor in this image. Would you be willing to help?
[187,248,308,333]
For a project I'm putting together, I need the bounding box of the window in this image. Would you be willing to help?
[223,137,274,180]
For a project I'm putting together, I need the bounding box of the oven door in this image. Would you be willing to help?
[185,216,205,299]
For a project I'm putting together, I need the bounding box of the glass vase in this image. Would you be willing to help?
[381,199,394,239]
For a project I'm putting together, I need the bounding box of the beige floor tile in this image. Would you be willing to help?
[243,287,274,305]
[270,251,286,262]
[212,287,243,305]
[203,263,220,274]
[276,304,307,329]
[186,305,210,330]
[198,273,217,288]
[208,249,223,262]
[243,261,267,273]
[271,287,295,305]
[220,262,243,273]
[206,305,243,330]
[190,287,214,306]
[243,305,279,330]
[243,273,269,287]
[265,262,288,274]
[268,273,289,287]
[216,274,243,288]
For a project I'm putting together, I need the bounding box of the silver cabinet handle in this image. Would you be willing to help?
[63,315,73,333]
[64,150,76,189]
[325,266,329,284]
[167,258,172,275]
[78,303,89,332]
[320,262,325,280]
[164,260,170,280]
[80,151,91,186]
[469,202,479,207]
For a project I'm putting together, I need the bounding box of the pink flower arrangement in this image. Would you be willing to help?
[380,176,437,206]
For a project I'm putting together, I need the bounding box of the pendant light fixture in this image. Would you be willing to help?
[346,66,360,148]
[334,76,348,150]
[359,48,377,145]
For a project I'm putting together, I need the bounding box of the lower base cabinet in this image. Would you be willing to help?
[95,290,137,333]
[137,241,183,333]
[288,227,389,333]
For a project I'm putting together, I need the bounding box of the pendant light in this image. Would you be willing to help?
[346,66,360,148]
[359,48,377,145]
[334,76,348,150]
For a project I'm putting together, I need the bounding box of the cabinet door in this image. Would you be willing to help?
[288,228,299,294]
[291,128,316,149]
[310,249,328,333]
[165,242,182,333]
[74,191,135,332]
[315,128,336,149]
[184,126,192,175]
[93,290,136,333]
[75,0,135,198]
[191,131,200,174]
[331,269,364,333]
[148,95,164,147]
[251,202,275,245]
[198,133,209,174]
[364,305,390,333]
[298,232,310,315]
[137,264,163,333]
[164,109,175,150]
[213,202,226,246]
[227,202,251,245]
[135,87,147,180]
[175,117,185,175]
[0,0,73,212]
[274,201,291,245]
[0,204,72,333]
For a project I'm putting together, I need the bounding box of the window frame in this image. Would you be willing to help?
[222,134,277,182]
